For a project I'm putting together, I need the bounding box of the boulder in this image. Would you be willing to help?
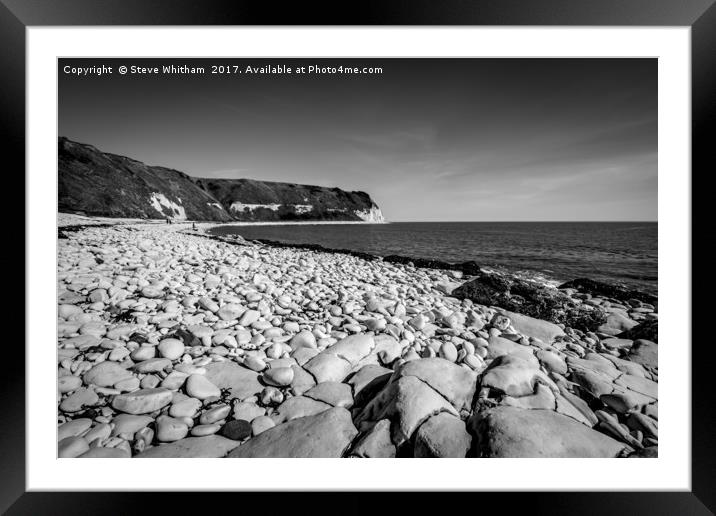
[303,353,352,384]
[481,355,554,397]
[269,396,332,425]
[348,419,396,458]
[502,310,565,343]
[393,358,477,410]
[485,335,536,361]
[304,382,354,408]
[355,375,459,446]
[502,383,556,410]
[414,412,472,458]
[469,406,625,457]
[227,407,358,458]
[558,278,657,307]
[324,333,375,365]
[289,365,316,395]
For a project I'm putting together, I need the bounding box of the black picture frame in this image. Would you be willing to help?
[4,1,712,513]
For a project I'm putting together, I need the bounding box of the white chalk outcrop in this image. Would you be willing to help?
[149,193,187,220]
[355,206,386,223]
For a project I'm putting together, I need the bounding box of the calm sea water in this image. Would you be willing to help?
[211,222,657,294]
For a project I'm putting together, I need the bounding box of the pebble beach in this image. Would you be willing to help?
[56,214,658,458]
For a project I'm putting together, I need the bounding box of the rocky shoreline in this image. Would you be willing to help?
[57,218,658,458]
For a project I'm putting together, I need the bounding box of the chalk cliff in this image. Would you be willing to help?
[58,138,385,223]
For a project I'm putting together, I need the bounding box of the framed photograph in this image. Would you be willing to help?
[5,0,712,513]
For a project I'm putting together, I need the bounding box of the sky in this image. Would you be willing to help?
[59,58,657,222]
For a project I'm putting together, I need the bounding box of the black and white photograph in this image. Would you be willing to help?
[56,57,659,459]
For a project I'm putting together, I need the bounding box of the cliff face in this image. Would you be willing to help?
[58,138,385,223]
[195,178,385,222]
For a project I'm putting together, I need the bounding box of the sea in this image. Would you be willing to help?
[210,222,658,294]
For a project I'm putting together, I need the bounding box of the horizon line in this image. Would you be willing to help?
[385,220,658,223]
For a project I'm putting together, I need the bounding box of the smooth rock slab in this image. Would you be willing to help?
[502,383,556,410]
[394,358,477,411]
[536,350,568,375]
[83,361,132,388]
[481,355,549,397]
[502,310,565,343]
[203,362,262,401]
[469,406,625,457]
[136,435,241,458]
[570,369,615,398]
[614,374,658,399]
[303,353,352,384]
[348,419,396,458]
[228,407,357,458]
[290,365,316,395]
[269,396,332,425]
[324,333,375,365]
[348,364,393,397]
[304,382,353,408]
[111,388,173,414]
[414,412,472,458]
[355,375,459,446]
[485,335,536,361]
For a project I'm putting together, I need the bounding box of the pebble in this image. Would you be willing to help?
[60,388,99,412]
[244,356,267,372]
[250,416,275,436]
[158,338,185,360]
[170,397,203,418]
[290,330,317,350]
[262,367,294,387]
[191,423,222,437]
[220,419,252,440]
[58,375,82,393]
[259,386,284,406]
[111,388,173,414]
[58,418,92,441]
[232,401,265,421]
[200,404,231,424]
[439,342,458,362]
[185,374,221,399]
[58,436,90,458]
[156,415,189,442]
